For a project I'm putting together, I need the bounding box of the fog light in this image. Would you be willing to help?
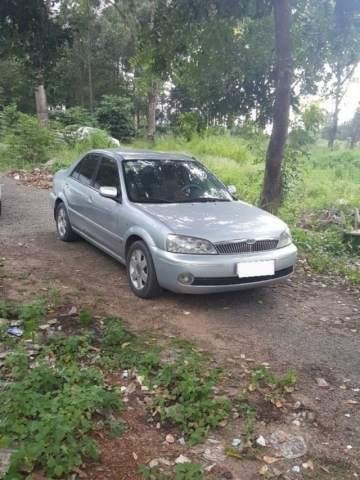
[177,272,194,285]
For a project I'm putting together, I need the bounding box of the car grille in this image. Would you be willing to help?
[215,239,278,255]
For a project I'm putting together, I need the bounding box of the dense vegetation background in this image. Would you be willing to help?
[0,0,359,283]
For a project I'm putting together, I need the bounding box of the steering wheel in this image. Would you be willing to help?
[180,184,202,197]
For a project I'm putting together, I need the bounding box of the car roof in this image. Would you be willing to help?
[90,148,196,162]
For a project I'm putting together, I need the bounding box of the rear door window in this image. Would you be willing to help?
[71,154,99,186]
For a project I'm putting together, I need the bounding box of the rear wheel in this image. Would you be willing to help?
[55,202,78,242]
[126,240,162,298]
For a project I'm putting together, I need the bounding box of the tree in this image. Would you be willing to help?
[0,0,70,122]
[350,102,360,148]
[326,0,360,148]
[260,0,292,212]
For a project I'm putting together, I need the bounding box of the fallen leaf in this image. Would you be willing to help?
[263,456,279,464]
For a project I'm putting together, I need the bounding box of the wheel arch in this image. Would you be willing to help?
[124,227,157,258]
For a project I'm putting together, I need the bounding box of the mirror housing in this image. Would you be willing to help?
[227,185,237,196]
[99,186,118,199]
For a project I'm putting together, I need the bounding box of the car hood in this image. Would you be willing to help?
[137,201,287,243]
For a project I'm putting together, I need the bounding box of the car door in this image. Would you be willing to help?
[64,153,100,235]
[87,155,124,256]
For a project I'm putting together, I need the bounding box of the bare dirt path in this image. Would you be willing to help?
[1,174,359,478]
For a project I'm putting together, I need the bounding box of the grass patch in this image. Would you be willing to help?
[140,463,204,480]
[1,338,122,479]
[100,319,231,445]
[0,305,233,478]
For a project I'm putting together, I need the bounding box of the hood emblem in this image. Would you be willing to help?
[246,239,256,245]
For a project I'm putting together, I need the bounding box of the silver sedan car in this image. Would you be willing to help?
[50,149,297,298]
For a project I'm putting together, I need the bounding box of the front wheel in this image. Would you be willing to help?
[126,240,162,298]
[55,202,78,242]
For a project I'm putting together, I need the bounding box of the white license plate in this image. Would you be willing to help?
[236,260,275,278]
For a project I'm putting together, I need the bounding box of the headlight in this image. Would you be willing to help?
[277,228,292,248]
[166,234,217,254]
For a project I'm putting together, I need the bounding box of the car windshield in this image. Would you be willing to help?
[123,159,232,204]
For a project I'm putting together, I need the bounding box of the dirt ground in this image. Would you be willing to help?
[0,174,359,479]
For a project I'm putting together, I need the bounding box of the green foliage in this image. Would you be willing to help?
[79,308,93,328]
[250,366,297,393]
[140,463,203,480]
[149,349,230,445]
[96,95,135,141]
[100,319,230,445]
[3,111,55,165]
[51,107,96,127]
[177,112,205,141]
[234,395,257,440]
[1,335,122,479]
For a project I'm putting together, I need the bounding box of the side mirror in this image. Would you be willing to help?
[99,186,118,199]
[227,185,237,196]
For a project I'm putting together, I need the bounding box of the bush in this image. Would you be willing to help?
[4,112,55,165]
[96,95,135,141]
[177,112,205,141]
[50,106,96,127]
[0,104,20,138]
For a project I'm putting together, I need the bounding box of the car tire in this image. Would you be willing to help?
[126,240,162,299]
[55,202,78,242]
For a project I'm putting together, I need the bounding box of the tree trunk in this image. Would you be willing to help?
[147,82,157,142]
[34,78,48,124]
[328,66,342,149]
[260,0,292,212]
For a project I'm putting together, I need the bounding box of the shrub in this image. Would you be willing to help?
[96,95,135,141]
[4,112,55,165]
[50,106,96,127]
[177,112,205,141]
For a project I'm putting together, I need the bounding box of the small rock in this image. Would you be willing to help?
[0,352,9,360]
[175,455,191,464]
[316,378,330,389]
[149,458,172,468]
[178,437,185,445]
[270,430,307,459]
[149,459,159,468]
[292,465,301,473]
[302,460,314,470]
[259,465,269,476]
[132,452,138,460]
[7,327,23,337]
[48,318,58,325]
[39,324,50,331]
[256,435,267,447]
[68,306,77,316]
[165,434,175,444]
[231,438,242,448]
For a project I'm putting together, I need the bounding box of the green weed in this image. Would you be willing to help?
[79,308,93,328]
[1,337,122,479]
[140,463,204,480]
[99,319,230,445]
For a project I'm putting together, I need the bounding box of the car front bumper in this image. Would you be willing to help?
[151,243,298,294]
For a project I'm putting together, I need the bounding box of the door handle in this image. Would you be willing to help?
[87,195,93,204]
